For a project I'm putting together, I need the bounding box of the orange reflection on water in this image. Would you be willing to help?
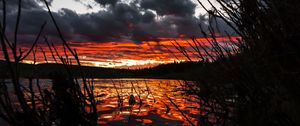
[93,79,200,126]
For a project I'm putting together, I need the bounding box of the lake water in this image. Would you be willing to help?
[2,78,200,126]
[93,79,200,126]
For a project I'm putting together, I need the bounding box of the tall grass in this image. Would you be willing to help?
[0,0,97,125]
[173,0,300,125]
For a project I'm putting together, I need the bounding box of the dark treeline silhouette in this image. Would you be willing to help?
[0,60,204,79]
[134,61,204,79]
[0,60,135,78]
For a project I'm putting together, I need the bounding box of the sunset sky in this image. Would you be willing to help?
[0,0,235,68]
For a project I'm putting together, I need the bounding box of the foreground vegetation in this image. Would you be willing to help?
[0,0,97,125]
[176,0,300,125]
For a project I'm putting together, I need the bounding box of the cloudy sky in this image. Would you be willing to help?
[0,0,234,68]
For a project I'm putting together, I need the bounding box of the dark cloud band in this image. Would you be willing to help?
[1,0,234,44]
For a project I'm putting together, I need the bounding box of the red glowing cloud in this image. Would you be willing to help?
[0,36,240,68]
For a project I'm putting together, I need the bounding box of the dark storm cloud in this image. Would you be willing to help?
[60,3,144,42]
[94,0,119,6]
[1,0,234,44]
[0,0,53,11]
[0,0,64,43]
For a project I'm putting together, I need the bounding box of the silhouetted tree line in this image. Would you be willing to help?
[0,61,137,79]
[134,61,204,79]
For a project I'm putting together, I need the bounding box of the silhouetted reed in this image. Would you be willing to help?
[0,0,97,125]
[170,0,300,125]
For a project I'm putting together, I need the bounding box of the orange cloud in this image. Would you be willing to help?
[0,36,240,68]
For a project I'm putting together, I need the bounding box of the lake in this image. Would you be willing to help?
[2,78,200,126]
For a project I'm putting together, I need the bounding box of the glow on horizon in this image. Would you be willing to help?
[21,59,182,69]
[80,59,179,68]
[2,36,240,69]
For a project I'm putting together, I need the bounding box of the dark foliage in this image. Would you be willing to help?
[0,0,97,125]
[176,0,300,125]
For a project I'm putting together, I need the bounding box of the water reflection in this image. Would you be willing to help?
[93,79,200,126]
[3,78,200,125]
